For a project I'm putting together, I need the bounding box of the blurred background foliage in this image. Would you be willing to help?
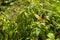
[0,0,60,40]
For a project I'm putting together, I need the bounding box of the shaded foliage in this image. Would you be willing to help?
[0,0,60,40]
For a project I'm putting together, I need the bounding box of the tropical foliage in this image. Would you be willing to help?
[0,0,60,40]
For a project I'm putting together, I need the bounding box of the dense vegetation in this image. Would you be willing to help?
[0,0,60,40]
